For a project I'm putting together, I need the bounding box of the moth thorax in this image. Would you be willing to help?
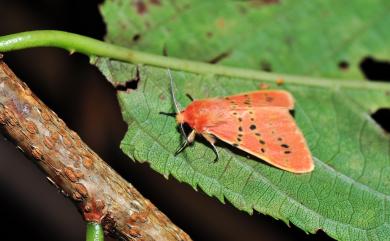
[176,112,185,124]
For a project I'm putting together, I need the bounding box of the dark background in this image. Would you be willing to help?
[0,1,389,241]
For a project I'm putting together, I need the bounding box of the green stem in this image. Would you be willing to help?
[0,30,389,90]
[86,222,104,241]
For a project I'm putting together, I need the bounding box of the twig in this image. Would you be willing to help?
[0,59,191,241]
[1,30,390,90]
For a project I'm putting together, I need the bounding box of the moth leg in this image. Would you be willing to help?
[202,133,220,162]
[186,93,194,101]
[187,129,196,143]
[159,111,176,117]
[175,141,188,156]
[175,130,196,156]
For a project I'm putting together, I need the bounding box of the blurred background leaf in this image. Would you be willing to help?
[101,0,390,79]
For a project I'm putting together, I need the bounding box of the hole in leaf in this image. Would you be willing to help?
[132,34,141,42]
[360,56,390,81]
[114,67,140,91]
[260,60,272,72]
[208,51,231,64]
[338,60,349,70]
[371,108,390,133]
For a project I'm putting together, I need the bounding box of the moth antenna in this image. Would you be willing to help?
[209,142,220,162]
[186,93,194,101]
[202,133,219,162]
[159,111,177,117]
[167,69,188,141]
[175,140,188,156]
[179,123,188,142]
[168,69,181,114]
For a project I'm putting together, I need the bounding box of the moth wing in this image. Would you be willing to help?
[207,107,313,173]
[223,90,294,109]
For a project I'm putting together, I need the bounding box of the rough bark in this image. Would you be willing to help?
[0,59,191,241]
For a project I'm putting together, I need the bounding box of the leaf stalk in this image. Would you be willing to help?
[1,30,389,90]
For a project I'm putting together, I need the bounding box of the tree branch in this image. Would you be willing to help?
[0,59,191,241]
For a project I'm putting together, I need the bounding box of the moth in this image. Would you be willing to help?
[161,70,314,173]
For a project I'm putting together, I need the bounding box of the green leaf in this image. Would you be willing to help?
[101,0,390,79]
[94,0,390,240]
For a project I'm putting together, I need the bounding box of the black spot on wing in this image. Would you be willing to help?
[229,99,238,110]
[259,140,265,145]
[244,94,252,107]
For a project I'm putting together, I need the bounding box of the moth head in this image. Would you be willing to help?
[176,112,185,124]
